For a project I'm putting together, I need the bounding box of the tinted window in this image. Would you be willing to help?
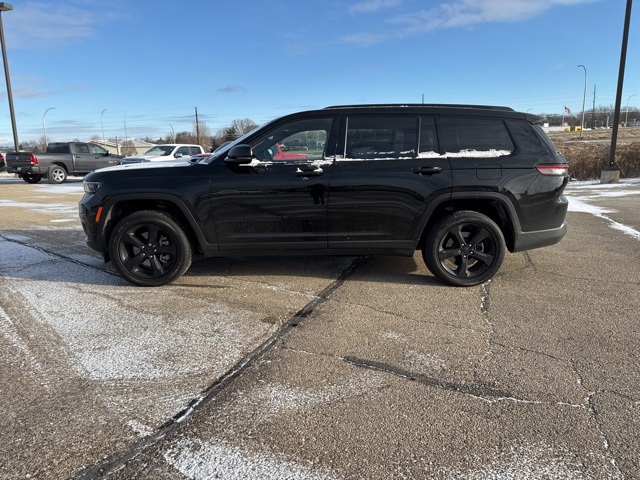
[189,146,201,155]
[346,116,417,159]
[76,144,90,154]
[251,118,332,162]
[176,147,190,155]
[419,116,439,156]
[47,144,70,154]
[505,122,554,155]
[441,117,514,157]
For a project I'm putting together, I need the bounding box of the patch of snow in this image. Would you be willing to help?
[565,178,640,240]
[231,372,383,423]
[163,437,337,480]
[0,238,274,381]
[442,443,620,480]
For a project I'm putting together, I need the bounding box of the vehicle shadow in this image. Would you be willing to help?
[1,228,439,287]
[184,254,441,287]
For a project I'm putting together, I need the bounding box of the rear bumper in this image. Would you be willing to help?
[6,165,43,175]
[512,221,568,252]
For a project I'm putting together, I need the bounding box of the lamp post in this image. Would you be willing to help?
[101,109,107,146]
[577,64,587,139]
[0,2,18,152]
[42,107,55,147]
[169,124,175,143]
[625,94,637,126]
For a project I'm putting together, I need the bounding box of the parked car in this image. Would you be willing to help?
[79,104,569,287]
[5,142,123,184]
[121,144,204,164]
[0,152,5,172]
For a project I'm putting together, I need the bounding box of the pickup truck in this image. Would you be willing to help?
[5,142,123,184]
[120,144,205,164]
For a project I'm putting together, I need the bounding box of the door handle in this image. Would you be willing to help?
[413,166,443,175]
[295,166,324,177]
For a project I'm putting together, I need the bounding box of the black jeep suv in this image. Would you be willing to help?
[79,104,569,287]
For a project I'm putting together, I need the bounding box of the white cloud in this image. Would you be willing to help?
[390,0,600,34]
[349,0,403,14]
[342,0,600,45]
[3,1,121,49]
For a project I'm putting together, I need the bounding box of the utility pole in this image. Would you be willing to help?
[591,85,596,129]
[195,107,201,146]
[602,0,632,183]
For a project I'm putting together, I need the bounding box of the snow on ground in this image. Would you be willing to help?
[164,438,338,480]
[565,178,640,240]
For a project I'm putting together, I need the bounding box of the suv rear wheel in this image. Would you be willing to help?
[109,210,192,286]
[423,211,505,287]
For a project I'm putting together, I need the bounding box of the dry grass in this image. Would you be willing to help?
[548,128,640,180]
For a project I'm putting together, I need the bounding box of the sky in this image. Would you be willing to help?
[0,0,638,146]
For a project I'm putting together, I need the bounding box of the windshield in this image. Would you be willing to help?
[144,146,173,156]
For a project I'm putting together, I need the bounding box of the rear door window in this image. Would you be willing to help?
[345,116,417,159]
[440,117,514,157]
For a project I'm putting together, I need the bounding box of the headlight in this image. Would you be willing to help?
[83,181,102,194]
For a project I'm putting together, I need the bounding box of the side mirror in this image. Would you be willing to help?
[225,144,253,165]
[174,153,183,158]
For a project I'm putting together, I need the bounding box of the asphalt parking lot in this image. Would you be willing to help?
[1,173,639,479]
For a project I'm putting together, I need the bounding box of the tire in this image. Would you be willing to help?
[109,210,193,286]
[22,174,42,184]
[47,164,67,184]
[423,211,506,287]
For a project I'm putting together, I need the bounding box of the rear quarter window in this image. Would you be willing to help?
[507,121,553,154]
[441,117,514,157]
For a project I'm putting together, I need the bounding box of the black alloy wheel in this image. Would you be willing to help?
[109,210,192,286]
[423,210,505,287]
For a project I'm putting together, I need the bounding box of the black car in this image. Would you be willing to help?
[79,104,569,287]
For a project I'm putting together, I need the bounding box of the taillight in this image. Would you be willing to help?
[536,164,568,175]
[30,154,39,165]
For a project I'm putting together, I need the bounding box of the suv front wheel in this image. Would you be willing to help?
[109,210,193,286]
[423,211,506,287]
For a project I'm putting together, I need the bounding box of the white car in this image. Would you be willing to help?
[121,144,205,164]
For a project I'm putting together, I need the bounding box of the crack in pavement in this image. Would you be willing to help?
[70,256,368,479]
[341,355,554,405]
[571,360,624,477]
[480,281,495,362]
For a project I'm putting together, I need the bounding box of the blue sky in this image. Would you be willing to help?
[1,0,638,145]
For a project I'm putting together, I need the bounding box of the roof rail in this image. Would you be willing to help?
[324,104,515,112]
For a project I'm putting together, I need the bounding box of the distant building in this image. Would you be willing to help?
[91,139,155,156]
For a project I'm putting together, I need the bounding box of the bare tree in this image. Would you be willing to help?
[231,118,258,136]
[176,131,196,144]
[37,135,47,153]
[121,139,137,157]
[192,121,212,149]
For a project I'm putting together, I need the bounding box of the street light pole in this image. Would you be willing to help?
[169,124,175,143]
[0,2,18,152]
[43,107,55,147]
[101,108,107,146]
[602,0,633,183]
[625,94,637,126]
[577,64,587,139]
